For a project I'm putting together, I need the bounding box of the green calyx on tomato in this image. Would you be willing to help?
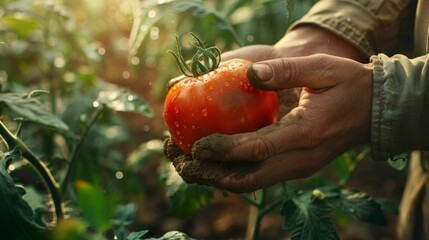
[168,32,221,77]
[164,33,279,155]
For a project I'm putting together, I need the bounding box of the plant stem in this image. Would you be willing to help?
[339,148,369,187]
[252,189,266,240]
[61,105,103,196]
[261,198,283,216]
[245,189,268,240]
[240,193,260,207]
[0,120,64,221]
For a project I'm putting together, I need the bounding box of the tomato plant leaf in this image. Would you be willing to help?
[129,0,238,57]
[96,88,153,117]
[374,197,399,215]
[128,230,149,240]
[0,149,48,240]
[337,189,387,226]
[112,203,138,227]
[51,218,88,240]
[75,180,113,231]
[159,162,213,217]
[126,140,164,171]
[144,230,196,240]
[281,191,339,240]
[22,186,48,212]
[0,92,71,134]
[0,11,39,38]
[387,153,409,171]
[115,227,148,240]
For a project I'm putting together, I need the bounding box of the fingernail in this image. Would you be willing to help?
[249,63,272,82]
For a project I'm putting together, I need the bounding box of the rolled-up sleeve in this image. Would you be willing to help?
[289,0,412,58]
[370,54,429,161]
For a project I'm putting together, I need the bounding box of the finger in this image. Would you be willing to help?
[247,54,348,91]
[163,137,185,160]
[171,152,256,187]
[184,132,344,193]
[192,108,313,162]
[213,132,354,193]
[204,146,333,193]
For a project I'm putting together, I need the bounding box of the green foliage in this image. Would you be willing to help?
[337,189,387,226]
[280,185,389,240]
[96,88,154,118]
[388,153,409,171]
[113,203,149,240]
[129,0,239,58]
[0,92,70,134]
[159,161,214,217]
[75,180,113,231]
[281,191,339,240]
[0,149,48,240]
[0,0,155,239]
[145,231,196,240]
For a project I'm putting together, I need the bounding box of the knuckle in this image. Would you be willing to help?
[280,58,298,84]
[250,136,276,161]
[223,173,260,193]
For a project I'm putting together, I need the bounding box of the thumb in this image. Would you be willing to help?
[247,54,340,91]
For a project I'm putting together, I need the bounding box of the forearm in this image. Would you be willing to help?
[274,25,367,62]
[371,54,429,160]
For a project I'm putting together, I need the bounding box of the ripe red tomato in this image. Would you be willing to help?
[163,58,279,155]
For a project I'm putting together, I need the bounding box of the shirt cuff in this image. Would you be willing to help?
[370,54,429,160]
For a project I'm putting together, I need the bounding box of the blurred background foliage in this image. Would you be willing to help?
[0,0,406,239]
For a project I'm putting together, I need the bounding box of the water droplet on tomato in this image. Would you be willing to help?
[175,130,181,135]
[174,121,179,127]
[174,106,179,114]
[201,108,208,117]
[206,95,212,101]
[224,81,230,87]
[191,125,196,129]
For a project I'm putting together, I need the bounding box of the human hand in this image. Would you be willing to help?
[165,54,373,193]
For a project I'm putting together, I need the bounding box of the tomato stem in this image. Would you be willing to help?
[339,148,369,187]
[168,32,221,77]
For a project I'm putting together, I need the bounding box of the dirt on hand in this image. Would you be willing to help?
[163,137,219,185]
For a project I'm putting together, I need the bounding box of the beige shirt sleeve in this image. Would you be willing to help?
[289,0,414,58]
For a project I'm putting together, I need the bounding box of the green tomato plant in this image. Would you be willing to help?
[0,0,185,239]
